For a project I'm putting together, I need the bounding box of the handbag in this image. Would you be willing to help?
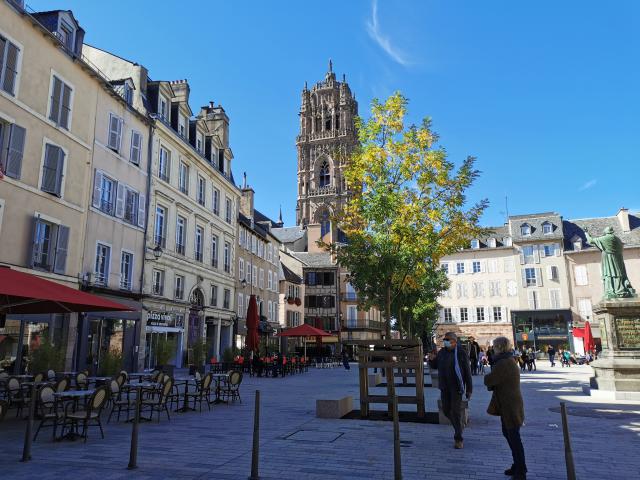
[487,391,500,416]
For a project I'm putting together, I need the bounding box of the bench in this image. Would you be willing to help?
[316,396,353,419]
[437,399,469,427]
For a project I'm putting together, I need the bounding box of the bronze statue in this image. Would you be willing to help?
[585,227,636,300]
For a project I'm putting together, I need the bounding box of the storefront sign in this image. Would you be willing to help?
[147,311,174,327]
[614,317,640,349]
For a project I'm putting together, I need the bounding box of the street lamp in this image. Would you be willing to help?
[146,245,163,260]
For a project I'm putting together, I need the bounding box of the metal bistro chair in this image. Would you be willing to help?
[107,379,134,423]
[54,376,70,393]
[75,372,89,390]
[6,376,29,417]
[63,386,109,442]
[220,370,243,404]
[47,369,56,381]
[33,385,63,441]
[186,373,213,412]
[141,377,173,422]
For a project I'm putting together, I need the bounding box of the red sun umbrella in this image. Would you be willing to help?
[276,323,332,360]
[0,266,132,314]
[584,321,595,354]
[245,294,260,353]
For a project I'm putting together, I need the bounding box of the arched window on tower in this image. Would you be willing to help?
[319,161,330,188]
[320,210,331,238]
[325,116,332,131]
[335,113,340,130]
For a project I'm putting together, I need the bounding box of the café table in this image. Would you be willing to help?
[87,376,111,386]
[52,389,95,441]
[122,382,159,422]
[173,376,196,413]
[211,373,229,404]
[128,373,153,383]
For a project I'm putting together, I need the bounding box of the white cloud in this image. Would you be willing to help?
[366,0,412,67]
[579,179,597,191]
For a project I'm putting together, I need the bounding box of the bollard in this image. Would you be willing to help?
[392,394,402,480]
[560,402,577,480]
[249,390,261,480]
[128,385,142,469]
[21,382,37,462]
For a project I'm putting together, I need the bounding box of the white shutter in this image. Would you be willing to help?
[540,245,546,258]
[115,183,125,218]
[453,307,460,323]
[92,170,103,208]
[555,243,561,256]
[521,269,527,288]
[439,308,445,323]
[546,265,554,281]
[484,306,491,323]
[534,245,540,263]
[480,260,486,273]
[536,268,543,287]
[501,306,507,322]
[519,248,525,265]
[137,193,146,228]
[527,290,535,310]
[53,225,69,274]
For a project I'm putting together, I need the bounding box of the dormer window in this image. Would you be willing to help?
[178,115,186,138]
[503,236,512,247]
[58,21,74,51]
[159,96,168,121]
[487,238,496,248]
[124,83,133,106]
[542,222,553,235]
[572,236,582,251]
[520,224,531,236]
[470,239,480,249]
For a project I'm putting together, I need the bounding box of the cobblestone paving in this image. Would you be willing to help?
[1,363,639,479]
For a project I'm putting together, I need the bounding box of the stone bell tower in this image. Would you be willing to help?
[295,60,358,240]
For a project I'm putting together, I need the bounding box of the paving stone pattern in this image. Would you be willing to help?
[1,363,639,479]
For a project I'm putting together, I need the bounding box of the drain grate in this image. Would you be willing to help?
[286,430,344,443]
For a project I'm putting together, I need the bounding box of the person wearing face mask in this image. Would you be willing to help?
[428,332,473,449]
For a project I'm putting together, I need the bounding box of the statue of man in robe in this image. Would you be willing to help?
[585,226,636,300]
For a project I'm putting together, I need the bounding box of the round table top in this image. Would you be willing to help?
[53,389,95,397]
[123,382,159,389]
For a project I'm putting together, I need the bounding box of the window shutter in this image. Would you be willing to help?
[480,260,486,273]
[501,306,507,322]
[49,77,62,122]
[108,114,120,150]
[29,216,41,268]
[453,307,459,323]
[540,245,546,258]
[536,268,543,287]
[533,245,540,263]
[3,42,19,94]
[53,225,69,274]
[115,183,125,218]
[527,290,535,310]
[546,265,553,281]
[521,269,527,288]
[92,170,103,208]
[130,131,141,164]
[137,193,146,228]
[54,147,65,196]
[0,37,6,86]
[519,248,525,265]
[555,243,561,257]
[59,83,72,129]
[484,306,491,323]
[5,124,26,179]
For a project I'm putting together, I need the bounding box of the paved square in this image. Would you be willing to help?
[1,363,639,479]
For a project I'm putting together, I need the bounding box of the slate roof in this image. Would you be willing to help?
[281,263,302,284]
[563,213,640,252]
[469,225,511,249]
[271,226,306,244]
[290,252,335,268]
[238,212,269,240]
[508,212,564,242]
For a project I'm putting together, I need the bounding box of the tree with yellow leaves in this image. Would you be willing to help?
[328,92,487,338]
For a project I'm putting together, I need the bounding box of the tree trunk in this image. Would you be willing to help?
[385,285,392,338]
[397,307,403,339]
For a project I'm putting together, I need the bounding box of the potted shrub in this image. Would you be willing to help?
[287,297,295,305]
[294,297,302,306]
[189,340,208,375]
[155,336,176,376]
[29,339,65,374]
[99,349,123,377]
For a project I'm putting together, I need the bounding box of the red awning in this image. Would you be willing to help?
[276,324,332,337]
[0,266,132,314]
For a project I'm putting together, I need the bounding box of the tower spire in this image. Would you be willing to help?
[278,205,283,225]
[328,58,332,73]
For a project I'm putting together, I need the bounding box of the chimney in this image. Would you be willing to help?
[240,173,254,219]
[617,207,631,232]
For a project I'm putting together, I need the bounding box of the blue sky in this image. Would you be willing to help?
[32,0,640,227]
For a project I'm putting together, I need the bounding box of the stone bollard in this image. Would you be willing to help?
[437,399,469,427]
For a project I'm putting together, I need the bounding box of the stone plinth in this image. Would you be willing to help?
[316,396,353,419]
[588,299,640,399]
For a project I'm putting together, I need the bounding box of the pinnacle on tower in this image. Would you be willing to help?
[278,205,283,224]
[328,58,333,73]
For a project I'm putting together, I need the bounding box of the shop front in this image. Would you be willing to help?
[143,307,185,370]
[511,309,574,352]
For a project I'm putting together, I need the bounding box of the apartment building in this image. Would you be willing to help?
[236,181,282,352]
[0,2,98,370]
[279,251,304,329]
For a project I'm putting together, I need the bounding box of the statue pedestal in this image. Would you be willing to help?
[587,299,640,401]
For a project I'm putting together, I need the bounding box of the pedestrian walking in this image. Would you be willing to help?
[484,336,527,480]
[341,350,350,370]
[547,345,556,367]
[469,336,480,376]
[526,348,536,371]
[428,332,473,449]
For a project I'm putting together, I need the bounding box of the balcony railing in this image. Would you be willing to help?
[154,235,166,248]
[175,288,184,300]
[100,200,114,215]
[195,251,203,262]
[175,243,186,255]
[153,284,164,296]
[342,293,358,302]
[120,278,132,291]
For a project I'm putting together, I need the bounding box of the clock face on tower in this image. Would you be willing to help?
[296,63,358,233]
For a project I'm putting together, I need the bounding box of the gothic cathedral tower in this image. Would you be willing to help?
[296,61,358,241]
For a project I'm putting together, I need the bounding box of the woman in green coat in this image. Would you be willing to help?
[484,336,527,480]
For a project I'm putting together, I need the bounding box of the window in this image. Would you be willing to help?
[197,176,206,206]
[472,282,484,297]
[578,298,593,321]
[0,35,20,95]
[58,21,74,50]
[238,293,244,317]
[107,113,123,151]
[94,171,116,215]
[460,307,468,322]
[441,263,449,274]
[174,275,184,299]
[319,161,330,187]
[524,267,537,287]
[0,121,25,179]
[320,209,330,238]
[252,265,257,287]
[223,289,230,309]
[130,131,142,164]
[258,241,264,259]
[487,259,498,273]
[472,260,481,273]
[347,306,357,328]
[268,270,273,290]
[225,197,232,223]
[246,261,252,284]
[543,244,555,257]
[159,96,168,121]
[443,308,453,323]
[251,235,257,254]
[507,280,518,297]
[267,244,273,262]
[41,144,65,196]
[179,162,189,194]
[470,239,480,249]
[455,282,468,299]
[522,246,535,264]
[30,218,69,274]
[123,82,133,105]
[259,268,264,289]
[152,269,164,296]
[520,224,531,236]
[487,238,496,248]
[527,290,538,310]
[123,187,139,226]
[120,252,133,291]
[94,243,111,286]
[178,114,186,138]
[345,283,357,301]
[489,280,501,297]
[158,147,170,182]
[154,206,166,247]
[212,188,220,215]
[267,300,272,321]
[503,236,512,247]
[549,289,561,309]
[476,307,485,322]
[210,284,218,307]
[573,238,583,251]
[195,226,204,262]
[456,262,465,274]
[239,258,245,280]
[493,306,502,322]
[196,134,203,154]
[504,258,515,273]
[175,216,186,254]
[49,75,72,129]
[548,265,559,281]
[542,222,553,234]
[574,265,589,286]
[223,242,231,273]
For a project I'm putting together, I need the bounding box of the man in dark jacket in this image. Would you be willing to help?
[469,336,480,375]
[428,332,473,449]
